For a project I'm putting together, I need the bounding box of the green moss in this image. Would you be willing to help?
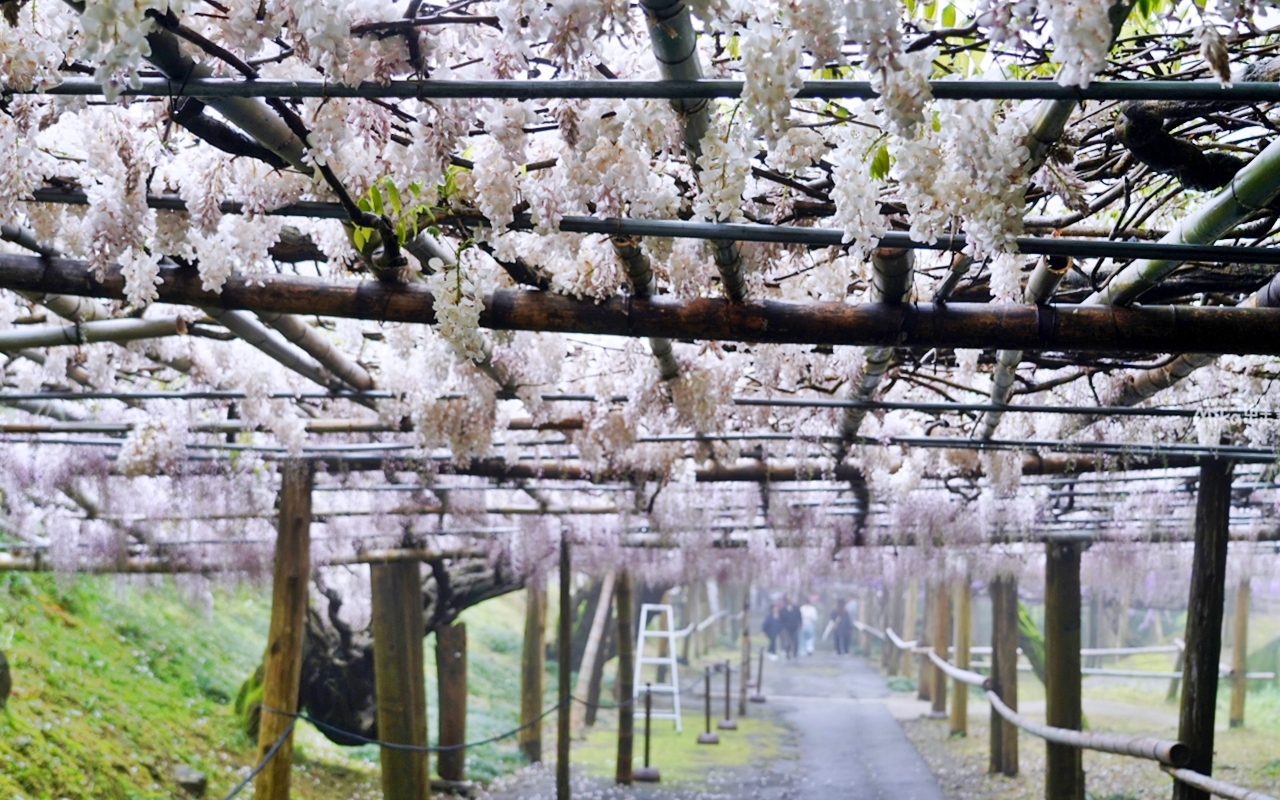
[570,710,793,783]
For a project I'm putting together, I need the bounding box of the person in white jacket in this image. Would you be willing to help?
[799,599,818,656]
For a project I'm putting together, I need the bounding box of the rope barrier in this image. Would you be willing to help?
[219,718,297,800]
[1162,767,1280,800]
[984,688,1187,766]
[925,648,989,688]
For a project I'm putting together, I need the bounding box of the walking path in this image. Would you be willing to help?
[481,652,945,799]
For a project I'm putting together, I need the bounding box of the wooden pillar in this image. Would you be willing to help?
[738,586,751,717]
[584,598,615,729]
[884,584,903,674]
[519,582,547,763]
[989,575,1019,777]
[902,578,918,681]
[1045,540,1084,800]
[1174,459,1234,800]
[572,572,615,737]
[556,538,572,800]
[254,461,312,800]
[372,561,429,800]
[918,583,934,702]
[1229,579,1250,728]
[858,590,871,654]
[436,622,467,782]
[950,575,971,737]
[614,570,634,785]
[931,583,950,718]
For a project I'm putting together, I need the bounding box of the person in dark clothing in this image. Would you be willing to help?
[779,597,802,659]
[763,604,781,654]
[830,601,854,655]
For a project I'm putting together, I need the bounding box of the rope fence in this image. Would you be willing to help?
[220,717,297,800]
[871,621,1278,800]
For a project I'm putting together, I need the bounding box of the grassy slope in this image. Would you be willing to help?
[0,573,535,800]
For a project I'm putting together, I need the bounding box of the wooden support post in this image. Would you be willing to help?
[614,570,634,785]
[989,574,1019,777]
[1229,579,1250,728]
[1045,540,1084,800]
[1174,459,1234,800]
[858,590,871,655]
[371,561,430,800]
[557,537,572,800]
[903,578,918,682]
[584,593,615,729]
[254,461,312,800]
[951,574,971,737]
[931,583,950,718]
[739,588,750,717]
[919,583,934,702]
[436,622,467,782]
[572,571,615,737]
[519,582,547,764]
[884,584,902,674]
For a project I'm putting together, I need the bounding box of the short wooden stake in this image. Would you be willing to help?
[436,622,467,782]
[697,667,719,744]
[751,648,767,703]
[1229,578,1250,728]
[989,574,1019,777]
[1045,540,1084,800]
[950,574,971,737]
[931,583,950,717]
[556,537,572,800]
[371,561,429,800]
[719,660,737,729]
[254,461,312,800]
[615,570,634,785]
[738,589,751,717]
[518,582,547,763]
[1174,459,1234,800]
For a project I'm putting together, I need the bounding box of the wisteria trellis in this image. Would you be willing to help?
[0,0,1275,594]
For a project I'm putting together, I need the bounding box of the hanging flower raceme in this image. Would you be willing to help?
[829,121,888,260]
[118,415,187,477]
[427,256,489,364]
[738,16,803,147]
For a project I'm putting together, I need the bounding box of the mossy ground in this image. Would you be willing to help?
[0,572,538,799]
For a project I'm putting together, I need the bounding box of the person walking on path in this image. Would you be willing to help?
[800,598,819,656]
[829,600,854,655]
[763,603,781,656]
[779,597,802,659]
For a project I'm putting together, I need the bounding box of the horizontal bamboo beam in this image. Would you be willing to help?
[0,316,185,349]
[2,255,1280,354]
[21,78,1280,103]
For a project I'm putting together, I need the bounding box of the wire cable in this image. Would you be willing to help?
[220,717,297,800]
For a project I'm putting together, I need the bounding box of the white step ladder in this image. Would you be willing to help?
[633,603,682,732]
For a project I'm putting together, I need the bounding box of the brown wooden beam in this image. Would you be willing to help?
[371,560,430,800]
[1174,459,1234,800]
[4,254,1280,354]
[436,622,467,782]
[1045,540,1085,800]
[255,461,313,800]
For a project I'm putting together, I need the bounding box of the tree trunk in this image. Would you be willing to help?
[573,571,615,737]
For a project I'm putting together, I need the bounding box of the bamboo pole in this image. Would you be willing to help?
[254,461,313,800]
[436,622,467,782]
[615,570,635,785]
[1045,541,1085,800]
[9,254,1280,356]
[951,575,971,737]
[990,575,1020,777]
[1175,459,1234,800]
[1230,579,1251,728]
[838,248,914,444]
[931,585,950,718]
[557,537,572,800]
[371,561,430,800]
[0,316,186,350]
[572,571,615,738]
[518,583,547,763]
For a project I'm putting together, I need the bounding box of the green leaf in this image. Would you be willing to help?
[385,180,402,216]
[369,184,384,216]
[869,144,891,181]
[726,34,740,60]
[357,196,371,213]
[353,226,371,251]
[941,2,955,28]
